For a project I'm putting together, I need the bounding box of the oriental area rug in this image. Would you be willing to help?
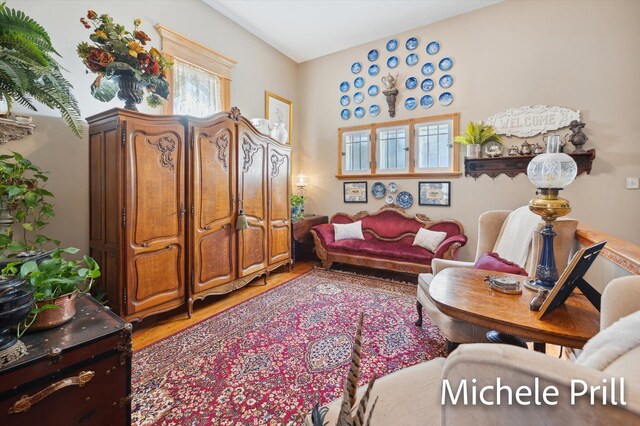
[132,268,446,425]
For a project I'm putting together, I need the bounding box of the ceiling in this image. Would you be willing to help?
[203,0,502,63]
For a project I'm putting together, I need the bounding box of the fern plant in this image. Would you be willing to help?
[453,121,502,145]
[0,2,82,137]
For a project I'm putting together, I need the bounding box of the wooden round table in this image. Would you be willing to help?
[428,268,600,349]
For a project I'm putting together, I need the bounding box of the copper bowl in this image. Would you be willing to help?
[29,291,77,331]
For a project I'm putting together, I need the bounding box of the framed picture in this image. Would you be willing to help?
[265,91,293,144]
[418,181,451,206]
[344,182,368,203]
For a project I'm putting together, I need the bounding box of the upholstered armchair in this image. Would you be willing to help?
[416,209,578,344]
[310,276,640,425]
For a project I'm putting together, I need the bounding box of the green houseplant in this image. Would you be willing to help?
[2,247,101,335]
[0,2,82,137]
[453,121,502,159]
[290,194,305,221]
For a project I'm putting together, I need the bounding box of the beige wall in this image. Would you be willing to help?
[297,0,640,261]
[1,0,298,254]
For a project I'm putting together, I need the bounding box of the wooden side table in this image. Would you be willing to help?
[292,214,328,264]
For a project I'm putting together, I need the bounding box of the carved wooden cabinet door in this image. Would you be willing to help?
[236,123,268,278]
[267,144,291,265]
[123,118,186,316]
[189,117,237,294]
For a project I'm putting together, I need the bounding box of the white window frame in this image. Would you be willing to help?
[341,129,371,174]
[414,119,454,173]
[376,125,410,173]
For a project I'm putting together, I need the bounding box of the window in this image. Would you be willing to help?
[337,113,460,179]
[155,25,236,115]
[342,130,371,173]
[377,125,409,172]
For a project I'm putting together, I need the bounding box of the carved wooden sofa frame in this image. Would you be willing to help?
[310,205,467,275]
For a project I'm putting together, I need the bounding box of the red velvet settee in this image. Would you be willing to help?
[310,206,467,274]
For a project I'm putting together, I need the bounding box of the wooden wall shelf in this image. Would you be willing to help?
[464,149,595,179]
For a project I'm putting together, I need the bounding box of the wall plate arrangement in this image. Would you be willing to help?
[387,56,399,68]
[354,77,365,88]
[340,95,350,106]
[387,182,398,193]
[396,191,414,208]
[368,64,380,76]
[340,81,350,92]
[406,53,419,66]
[439,57,453,71]
[439,74,454,89]
[368,49,379,62]
[421,62,435,76]
[352,62,362,74]
[386,39,398,52]
[405,77,418,90]
[405,97,417,110]
[426,41,440,55]
[341,109,351,120]
[439,92,454,106]
[369,105,380,116]
[406,37,419,50]
[354,106,365,118]
[354,92,364,103]
[368,85,379,96]
[420,95,434,109]
[421,78,434,92]
[371,181,386,198]
[385,194,395,205]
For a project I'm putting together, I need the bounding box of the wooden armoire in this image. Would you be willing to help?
[87,107,292,322]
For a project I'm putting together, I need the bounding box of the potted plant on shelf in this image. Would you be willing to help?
[2,247,100,335]
[76,10,173,111]
[0,2,82,137]
[453,121,502,159]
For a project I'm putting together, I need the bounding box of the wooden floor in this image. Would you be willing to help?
[132,261,315,350]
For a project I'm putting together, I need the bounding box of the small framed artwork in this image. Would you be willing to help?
[265,91,293,144]
[418,181,451,206]
[344,182,368,203]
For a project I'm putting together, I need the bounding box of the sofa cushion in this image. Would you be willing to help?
[327,239,433,264]
[413,228,447,252]
[334,221,365,241]
[473,252,528,276]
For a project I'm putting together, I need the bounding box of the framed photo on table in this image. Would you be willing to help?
[265,91,293,144]
[418,181,451,206]
[344,182,368,203]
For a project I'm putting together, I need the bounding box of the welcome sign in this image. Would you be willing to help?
[484,105,580,138]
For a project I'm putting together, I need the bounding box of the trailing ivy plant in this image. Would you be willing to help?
[0,2,82,137]
[0,152,58,255]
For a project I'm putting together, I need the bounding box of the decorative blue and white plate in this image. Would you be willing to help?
[406,53,419,66]
[354,77,365,88]
[439,92,454,106]
[426,41,440,55]
[386,39,398,52]
[405,77,418,90]
[439,74,454,89]
[371,182,386,198]
[368,64,380,76]
[439,57,453,71]
[340,81,350,92]
[351,62,362,74]
[354,106,365,118]
[421,62,435,76]
[420,95,434,109]
[388,182,398,193]
[406,37,419,50]
[368,49,379,62]
[368,85,379,96]
[387,56,399,68]
[341,109,351,120]
[340,95,350,106]
[353,92,364,104]
[421,78,434,92]
[405,97,417,110]
[385,194,394,205]
[369,104,380,117]
[396,191,413,208]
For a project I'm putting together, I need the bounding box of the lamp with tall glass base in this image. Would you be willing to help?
[525,134,578,291]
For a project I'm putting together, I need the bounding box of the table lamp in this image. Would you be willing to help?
[296,172,309,213]
[526,134,577,290]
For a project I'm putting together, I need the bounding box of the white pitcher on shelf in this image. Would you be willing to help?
[270,122,289,144]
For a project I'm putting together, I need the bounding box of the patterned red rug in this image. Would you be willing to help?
[132,268,446,425]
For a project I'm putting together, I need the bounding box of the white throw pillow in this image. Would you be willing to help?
[412,228,447,252]
[333,221,365,241]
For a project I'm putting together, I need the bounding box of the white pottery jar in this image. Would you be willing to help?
[270,122,289,144]
[466,144,481,159]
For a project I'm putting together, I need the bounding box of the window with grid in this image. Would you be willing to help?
[377,126,409,172]
[415,120,453,171]
[342,130,371,173]
[172,60,222,117]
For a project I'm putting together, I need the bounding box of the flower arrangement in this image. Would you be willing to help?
[76,10,173,109]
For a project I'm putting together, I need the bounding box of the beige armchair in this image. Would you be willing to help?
[416,209,578,345]
[311,276,640,425]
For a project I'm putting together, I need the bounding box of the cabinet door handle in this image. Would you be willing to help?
[179,202,186,218]
[9,371,95,414]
